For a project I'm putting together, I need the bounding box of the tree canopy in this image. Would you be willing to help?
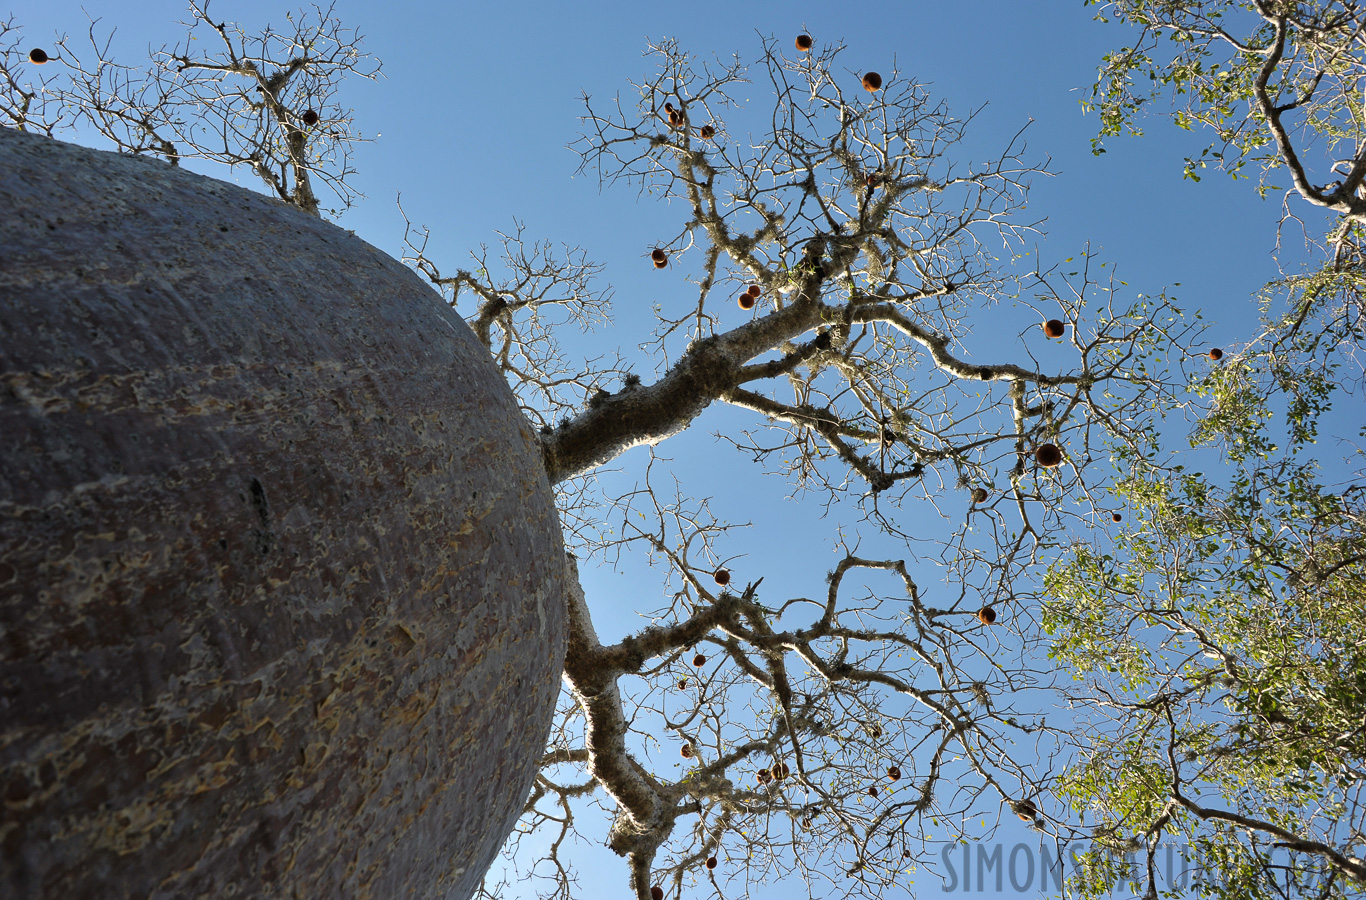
[4,3,1364,898]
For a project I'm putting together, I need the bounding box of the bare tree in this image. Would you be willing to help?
[402,36,1200,899]
[1,0,380,216]
[5,9,1207,897]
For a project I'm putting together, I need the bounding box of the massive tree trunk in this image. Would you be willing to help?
[0,129,566,900]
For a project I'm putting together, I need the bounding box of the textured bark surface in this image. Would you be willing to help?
[0,129,566,900]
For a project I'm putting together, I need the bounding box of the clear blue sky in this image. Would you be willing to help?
[12,1,1330,897]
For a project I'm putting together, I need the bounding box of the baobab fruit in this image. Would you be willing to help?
[301,109,319,126]
[868,785,878,797]
[738,292,756,310]
[862,72,882,92]
[1013,798,1038,821]
[1043,318,1065,338]
[681,743,693,758]
[28,48,48,64]
[795,33,813,52]
[887,765,901,781]
[693,652,706,667]
[971,487,988,504]
[1035,443,1063,468]
[678,678,688,689]
[700,124,715,139]
[652,886,664,900]
[1208,347,1224,361]
[747,284,761,298]
[757,768,772,784]
[1112,512,1123,523]
[713,567,731,586]
[651,248,668,268]
[706,856,718,870]
[978,606,997,625]
[775,761,790,779]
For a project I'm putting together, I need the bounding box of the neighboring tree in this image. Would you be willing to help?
[1084,0,1366,257]
[1046,3,1366,897]
[4,10,1207,900]
[1044,271,1366,900]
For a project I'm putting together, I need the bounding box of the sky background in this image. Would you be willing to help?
[9,1,1342,897]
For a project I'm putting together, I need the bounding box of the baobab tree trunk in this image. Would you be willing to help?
[0,129,566,900]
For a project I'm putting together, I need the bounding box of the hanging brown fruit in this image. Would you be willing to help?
[1112,512,1122,523]
[28,48,49,64]
[746,284,761,298]
[971,487,988,504]
[887,765,901,781]
[651,248,668,268]
[738,293,756,310]
[678,678,688,689]
[706,856,717,870]
[795,33,813,52]
[700,124,715,139]
[1208,347,1224,361]
[757,768,772,784]
[775,761,790,779]
[862,72,882,92]
[668,108,683,128]
[681,743,693,758]
[693,653,706,667]
[1043,319,1065,338]
[1013,799,1038,821]
[978,606,997,625]
[652,887,664,900]
[868,785,878,797]
[1035,443,1063,468]
[713,567,731,586]
[902,849,911,859]
[301,109,319,126]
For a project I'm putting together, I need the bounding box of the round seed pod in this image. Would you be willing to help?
[795,33,813,52]
[678,678,688,690]
[971,487,988,504]
[1043,319,1065,338]
[1112,512,1123,523]
[978,606,997,625]
[738,293,756,310]
[868,785,878,797]
[28,48,49,64]
[1014,799,1038,821]
[652,887,664,900]
[1208,347,1224,361]
[693,653,706,667]
[1035,443,1063,468]
[705,856,717,870]
[775,762,790,779]
[862,72,882,92]
[651,248,668,268]
[713,567,731,586]
[887,766,901,781]
[681,744,693,758]
[700,124,715,140]
[903,849,912,859]
[301,109,319,126]
[757,768,772,784]
[746,284,761,298]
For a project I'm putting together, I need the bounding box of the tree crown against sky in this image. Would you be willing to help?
[4,2,1365,899]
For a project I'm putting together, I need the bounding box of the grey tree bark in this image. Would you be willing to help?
[0,129,565,900]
